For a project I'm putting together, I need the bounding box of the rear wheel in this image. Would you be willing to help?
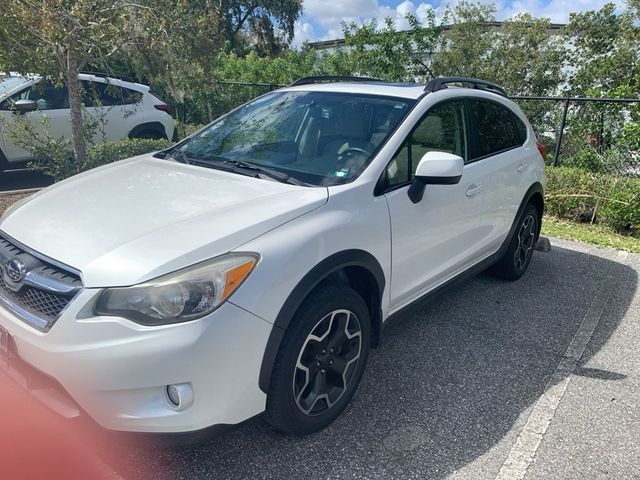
[489,204,538,281]
[266,282,370,434]
[131,130,164,140]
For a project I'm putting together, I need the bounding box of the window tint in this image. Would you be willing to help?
[82,81,142,107]
[386,100,466,187]
[0,81,68,110]
[469,99,519,159]
[513,113,527,143]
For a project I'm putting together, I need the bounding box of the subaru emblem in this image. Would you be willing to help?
[6,258,27,283]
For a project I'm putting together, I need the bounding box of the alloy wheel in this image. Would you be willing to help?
[292,309,362,416]
[514,213,536,271]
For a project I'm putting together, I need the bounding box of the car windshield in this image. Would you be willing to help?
[179,91,415,186]
[0,75,28,97]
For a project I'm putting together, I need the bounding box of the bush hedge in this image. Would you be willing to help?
[85,138,172,170]
[545,166,640,235]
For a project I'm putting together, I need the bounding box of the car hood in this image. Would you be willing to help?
[0,155,328,287]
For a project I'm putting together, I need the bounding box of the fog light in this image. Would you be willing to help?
[166,383,193,410]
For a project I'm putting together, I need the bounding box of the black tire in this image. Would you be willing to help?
[131,130,164,140]
[0,149,7,173]
[488,203,539,281]
[266,282,371,435]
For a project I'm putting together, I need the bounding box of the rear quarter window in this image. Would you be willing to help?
[512,113,528,143]
[469,99,520,159]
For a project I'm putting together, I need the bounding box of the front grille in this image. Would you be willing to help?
[0,275,72,318]
[0,233,82,331]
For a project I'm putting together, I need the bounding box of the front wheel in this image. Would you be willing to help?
[488,204,539,281]
[266,282,370,435]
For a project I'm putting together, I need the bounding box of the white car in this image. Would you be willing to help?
[0,76,545,437]
[0,72,176,170]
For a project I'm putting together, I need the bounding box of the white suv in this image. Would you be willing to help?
[0,77,544,437]
[0,72,176,170]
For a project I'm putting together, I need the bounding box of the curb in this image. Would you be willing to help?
[0,187,42,195]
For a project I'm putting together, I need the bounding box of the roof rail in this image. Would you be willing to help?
[79,71,138,83]
[425,77,507,97]
[289,75,382,87]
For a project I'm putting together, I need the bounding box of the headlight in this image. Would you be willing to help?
[95,253,259,325]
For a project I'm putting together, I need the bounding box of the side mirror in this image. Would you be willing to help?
[408,151,464,203]
[13,99,38,114]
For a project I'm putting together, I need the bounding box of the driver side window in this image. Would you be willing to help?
[386,100,467,188]
[0,81,69,111]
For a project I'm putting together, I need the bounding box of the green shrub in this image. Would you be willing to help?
[545,166,640,235]
[85,138,172,170]
[561,150,603,172]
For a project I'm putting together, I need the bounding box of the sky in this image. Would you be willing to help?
[291,0,627,47]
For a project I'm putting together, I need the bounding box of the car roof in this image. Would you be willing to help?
[281,82,426,100]
[0,72,150,93]
[78,73,150,92]
[280,80,511,102]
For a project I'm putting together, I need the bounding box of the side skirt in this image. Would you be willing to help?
[381,245,505,336]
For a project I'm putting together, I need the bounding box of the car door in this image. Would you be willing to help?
[466,98,524,253]
[382,99,485,312]
[0,81,71,162]
[82,80,143,143]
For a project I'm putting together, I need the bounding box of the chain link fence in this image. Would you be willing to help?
[512,96,640,177]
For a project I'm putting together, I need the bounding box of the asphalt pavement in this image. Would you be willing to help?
[106,238,640,480]
[0,168,53,192]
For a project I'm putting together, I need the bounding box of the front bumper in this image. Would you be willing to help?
[0,289,272,433]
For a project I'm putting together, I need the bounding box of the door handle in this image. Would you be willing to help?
[465,184,482,197]
[517,162,528,172]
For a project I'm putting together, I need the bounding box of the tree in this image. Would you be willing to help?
[432,3,566,96]
[219,0,303,56]
[565,1,639,99]
[431,2,498,80]
[342,12,444,81]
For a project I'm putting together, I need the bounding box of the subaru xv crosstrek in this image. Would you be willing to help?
[0,76,545,436]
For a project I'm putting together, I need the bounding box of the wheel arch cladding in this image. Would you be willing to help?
[258,249,385,393]
[528,189,544,236]
[523,183,544,238]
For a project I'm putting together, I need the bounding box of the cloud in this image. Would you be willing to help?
[291,21,316,49]
[294,0,628,46]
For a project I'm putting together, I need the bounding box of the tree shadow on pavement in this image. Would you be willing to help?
[116,244,637,480]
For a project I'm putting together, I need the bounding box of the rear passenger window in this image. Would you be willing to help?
[82,81,142,107]
[469,99,519,159]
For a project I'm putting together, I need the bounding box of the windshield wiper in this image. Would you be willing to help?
[195,157,309,186]
[161,150,310,187]
[154,146,192,165]
[223,160,311,187]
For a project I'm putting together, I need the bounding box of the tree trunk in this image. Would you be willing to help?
[65,55,87,171]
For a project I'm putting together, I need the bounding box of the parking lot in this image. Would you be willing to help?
[0,168,53,192]
[89,238,636,480]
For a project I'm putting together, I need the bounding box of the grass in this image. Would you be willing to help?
[542,215,640,253]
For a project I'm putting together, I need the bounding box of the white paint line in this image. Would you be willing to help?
[495,252,628,480]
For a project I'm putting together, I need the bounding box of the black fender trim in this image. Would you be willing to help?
[258,250,385,393]
[128,122,169,139]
